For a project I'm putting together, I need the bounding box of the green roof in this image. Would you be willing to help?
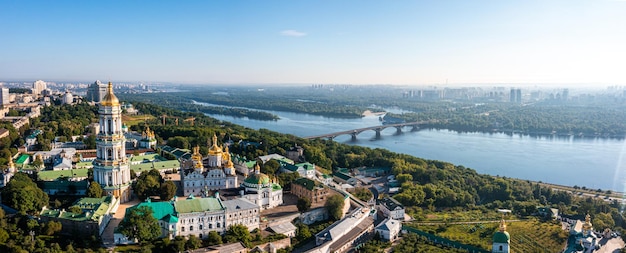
[129,154,166,162]
[333,171,352,181]
[245,161,257,168]
[130,200,176,221]
[75,161,93,169]
[174,197,224,213]
[40,196,116,222]
[38,169,89,181]
[272,184,282,191]
[293,177,320,191]
[493,231,510,243]
[130,160,180,173]
[16,154,30,164]
[296,162,315,171]
[244,173,270,185]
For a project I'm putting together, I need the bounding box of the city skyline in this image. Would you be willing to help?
[1,0,626,86]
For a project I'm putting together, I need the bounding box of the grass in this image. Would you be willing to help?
[418,218,567,252]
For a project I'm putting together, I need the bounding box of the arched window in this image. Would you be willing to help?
[108,149,112,159]
[108,119,112,134]
[499,245,503,251]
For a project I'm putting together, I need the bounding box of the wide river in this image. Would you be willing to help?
[195,102,626,191]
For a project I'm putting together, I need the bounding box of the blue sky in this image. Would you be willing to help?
[1,0,625,86]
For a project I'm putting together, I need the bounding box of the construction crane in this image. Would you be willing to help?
[184,117,196,126]
[161,115,179,126]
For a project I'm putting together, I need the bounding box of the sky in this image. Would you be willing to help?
[1,0,625,86]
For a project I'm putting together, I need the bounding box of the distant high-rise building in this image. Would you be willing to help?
[86,80,108,102]
[509,88,521,103]
[562,89,569,101]
[33,80,47,96]
[0,86,9,105]
[62,92,73,105]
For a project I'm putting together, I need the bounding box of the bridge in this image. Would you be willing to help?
[304,121,434,141]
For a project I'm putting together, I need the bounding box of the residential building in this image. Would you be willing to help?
[374,218,401,242]
[378,197,405,221]
[313,208,374,253]
[33,80,47,96]
[0,86,9,105]
[291,177,330,204]
[86,80,107,102]
[92,82,132,203]
[62,91,73,104]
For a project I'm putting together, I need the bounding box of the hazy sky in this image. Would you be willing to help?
[1,0,625,86]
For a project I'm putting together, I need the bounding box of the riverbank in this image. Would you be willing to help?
[362,110,386,117]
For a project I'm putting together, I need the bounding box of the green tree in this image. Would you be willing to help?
[296,223,311,242]
[352,187,373,202]
[86,181,103,198]
[159,181,177,201]
[41,221,62,236]
[262,159,280,175]
[133,169,162,201]
[204,231,222,246]
[185,235,202,250]
[118,206,161,243]
[224,224,251,247]
[1,173,49,214]
[325,194,346,221]
[68,205,82,214]
[297,197,311,213]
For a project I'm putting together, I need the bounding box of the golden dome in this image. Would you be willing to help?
[101,82,120,107]
[191,146,204,169]
[208,133,222,155]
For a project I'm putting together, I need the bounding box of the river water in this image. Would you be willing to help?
[194,101,626,191]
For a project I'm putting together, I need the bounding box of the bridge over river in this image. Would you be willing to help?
[304,120,434,140]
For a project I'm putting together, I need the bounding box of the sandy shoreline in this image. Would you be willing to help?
[362,110,386,117]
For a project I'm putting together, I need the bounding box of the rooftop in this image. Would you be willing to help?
[379,196,404,210]
[129,153,166,162]
[221,198,258,212]
[293,177,323,191]
[269,222,297,235]
[175,196,224,214]
[130,160,180,173]
[40,196,117,222]
[130,200,176,221]
[38,168,89,181]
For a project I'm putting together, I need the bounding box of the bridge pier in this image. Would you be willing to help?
[411,125,419,132]
[351,133,357,141]
[395,126,403,134]
[375,128,381,139]
[328,136,334,141]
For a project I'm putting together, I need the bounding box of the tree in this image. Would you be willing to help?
[159,181,177,201]
[296,223,311,242]
[41,221,62,236]
[68,205,82,214]
[352,187,373,202]
[1,173,49,214]
[118,206,161,243]
[297,197,311,213]
[185,235,202,250]
[86,181,103,198]
[205,231,222,246]
[325,194,346,221]
[224,224,251,247]
[262,159,280,175]
[133,169,162,201]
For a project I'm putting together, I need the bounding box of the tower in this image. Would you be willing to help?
[92,82,132,202]
[492,218,510,253]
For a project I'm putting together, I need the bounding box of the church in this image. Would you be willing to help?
[92,82,132,203]
[492,218,510,253]
[241,164,283,210]
[179,134,238,196]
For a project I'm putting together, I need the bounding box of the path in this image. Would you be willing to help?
[101,198,140,248]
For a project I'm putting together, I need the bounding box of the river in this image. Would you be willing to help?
[193,101,626,191]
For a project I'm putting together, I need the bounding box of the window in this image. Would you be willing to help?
[499,245,502,251]
[190,226,194,231]
[181,227,185,232]
[209,224,212,229]
[217,223,221,228]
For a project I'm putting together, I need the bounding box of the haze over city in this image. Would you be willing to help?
[2,0,626,86]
